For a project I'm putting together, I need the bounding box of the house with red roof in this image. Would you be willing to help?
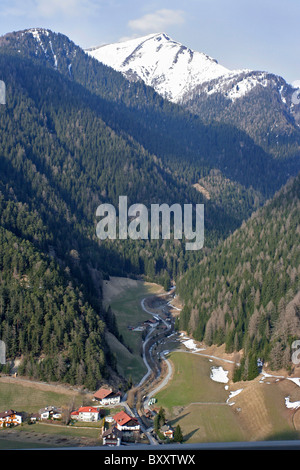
[113,410,140,432]
[71,406,99,422]
[93,387,121,405]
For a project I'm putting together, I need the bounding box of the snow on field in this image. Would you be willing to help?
[259,371,284,384]
[258,372,300,410]
[167,300,182,311]
[210,366,229,383]
[285,397,300,409]
[287,377,300,387]
[183,339,205,352]
[182,339,198,350]
[226,389,243,405]
[180,334,205,352]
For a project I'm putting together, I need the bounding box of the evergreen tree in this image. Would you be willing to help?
[173,424,183,443]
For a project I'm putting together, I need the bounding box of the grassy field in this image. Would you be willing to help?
[155,352,228,407]
[0,380,83,413]
[0,379,102,449]
[103,276,163,383]
[231,373,300,441]
[154,351,300,444]
[154,351,247,443]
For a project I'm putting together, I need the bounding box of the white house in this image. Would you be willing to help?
[39,406,62,420]
[0,410,22,427]
[102,426,122,446]
[71,406,99,422]
[93,388,121,406]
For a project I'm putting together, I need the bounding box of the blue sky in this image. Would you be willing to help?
[0,0,299,84]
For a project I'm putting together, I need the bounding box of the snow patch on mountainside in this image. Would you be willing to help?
[24,28,58,68]
[191,71,273,103]
[86,32,232,102]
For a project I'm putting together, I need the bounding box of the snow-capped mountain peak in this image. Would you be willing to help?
[86,32,232,102]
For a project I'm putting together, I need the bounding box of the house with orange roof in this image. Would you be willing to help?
[71,406,99,422]
[0,409,22,427]
[93,387,121,405]
[161,424,174,440]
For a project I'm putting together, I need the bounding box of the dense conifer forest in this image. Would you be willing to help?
[177,174,300,380]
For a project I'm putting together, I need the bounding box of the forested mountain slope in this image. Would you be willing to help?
[181,70,300,161]
[177,173,300,380]
[0,205,112,390]
[1,28,292,290]
[0,51,237,286]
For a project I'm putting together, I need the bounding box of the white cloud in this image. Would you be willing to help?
[128,9,185,34]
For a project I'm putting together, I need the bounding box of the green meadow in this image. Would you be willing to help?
[155,352,248,443]
[104,277,163,383]
[0,381,82,413]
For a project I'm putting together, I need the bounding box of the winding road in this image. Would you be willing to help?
[139,295,175,401]
[123,293,176,445]
[147,351,173,400]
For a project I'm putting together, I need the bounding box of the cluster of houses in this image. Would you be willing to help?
[0,387,121,428]
[102,410,141,446]
[0,387,142,446]
[0,387,174,446]
[70,387,141,446]
[0,405,63,427]
[69,405,141,445]
[69,387,122,423]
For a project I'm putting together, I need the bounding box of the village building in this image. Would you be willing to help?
[161,424,174,440]
[0,409,22,427]
[102,426,122,446]
[93,387,121,406]
[30,413,40,423]
[112,410,140,442]
[71,406,99,422]
[39,406,62,420]
[143,318,158,328]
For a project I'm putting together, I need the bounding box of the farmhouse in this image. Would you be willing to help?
[113,410,140,432]
[39,406,62,420]
[0,409,22,427]
[93,387,121,405]
[161,424,174,440]
[102,426,123,446]
[71,406,99,422]
[143,319,158,328]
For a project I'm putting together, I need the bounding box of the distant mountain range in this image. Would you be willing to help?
[87,32,300,159]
